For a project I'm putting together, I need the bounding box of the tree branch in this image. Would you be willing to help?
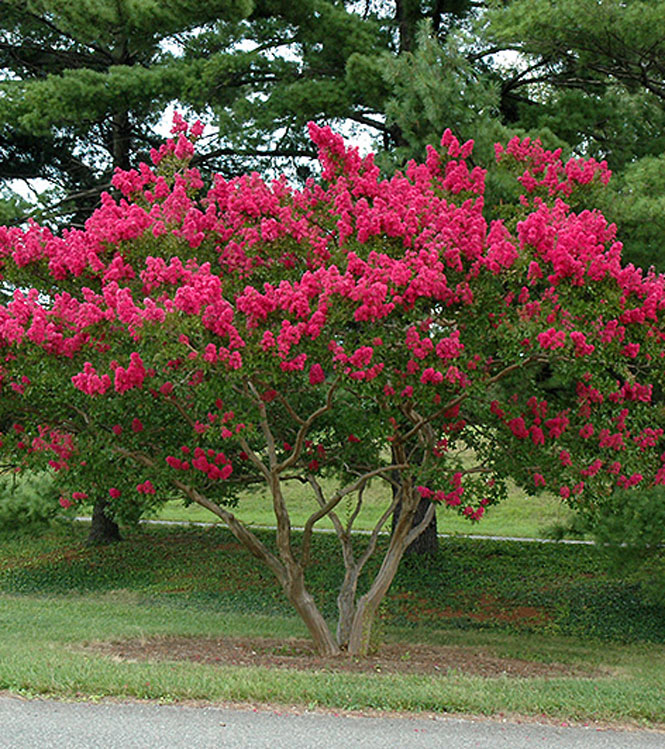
[114,445,286,581]
[277,375,341,473]
[301,463,408,565]
[400,355,547,444]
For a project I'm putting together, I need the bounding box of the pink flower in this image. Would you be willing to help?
[159,381,174,396]
[508,417,528,439]
[537,328,566,350]
[530,426,545,446]
[579,423,594,439]
[309,363,325,385]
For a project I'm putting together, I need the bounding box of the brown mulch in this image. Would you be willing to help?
[81,636,603,679]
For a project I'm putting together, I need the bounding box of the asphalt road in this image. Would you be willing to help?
[1,697,663,749]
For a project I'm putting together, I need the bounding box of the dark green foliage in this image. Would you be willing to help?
[0,0,391,222]
[0,0,253,220]
[591,487,665,606]
[0,186,31,225]
[5,0,665,273]
[600,154,665,272]
[379,22,506,172]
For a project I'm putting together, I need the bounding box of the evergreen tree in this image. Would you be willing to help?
[0,0,390,222]
[0,0,253,223]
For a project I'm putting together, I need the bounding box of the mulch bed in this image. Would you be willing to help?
[82,636,603,679]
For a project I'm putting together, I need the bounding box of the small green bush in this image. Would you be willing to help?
[592,486,665,605]
[0,471,61,536]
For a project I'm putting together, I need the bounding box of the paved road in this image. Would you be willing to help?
[1,697,662,749]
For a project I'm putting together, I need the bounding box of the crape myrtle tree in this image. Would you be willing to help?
[2,120,665,656]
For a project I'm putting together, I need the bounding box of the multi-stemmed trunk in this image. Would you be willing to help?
[281,557,340,656]
[179,472,425,657]
[121,388,433,657]
[283,494,424,656]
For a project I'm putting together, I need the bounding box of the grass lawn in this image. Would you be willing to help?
[149,481,578,539]
[1,523,663,726]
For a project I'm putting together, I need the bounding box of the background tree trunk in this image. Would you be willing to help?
[391,492,438,556]
[86,496,122,546]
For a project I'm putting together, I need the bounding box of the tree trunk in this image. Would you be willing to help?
[287,576,341,657]
[111,110,132,171]
[347,499,415,655]
[336,565,361,649]
[392,494,438,556]
[86,497,122,546]
[395,0,422,53]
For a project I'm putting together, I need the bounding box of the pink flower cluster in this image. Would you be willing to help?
[495,135,611,197]
[166,447,233,482]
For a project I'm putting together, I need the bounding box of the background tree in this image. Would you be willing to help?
[5,0,665,258]
[0,0,390,223]
[2,122,664,655]
[0,0,252,220]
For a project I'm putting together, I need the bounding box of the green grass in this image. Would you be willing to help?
[1,594,663,725]
[149,481,577,539]
[1,523,664,725]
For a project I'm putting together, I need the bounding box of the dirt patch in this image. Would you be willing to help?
[391,592,551,628]
[81,636,601,679]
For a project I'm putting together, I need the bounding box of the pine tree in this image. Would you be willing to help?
[0,0,391,221]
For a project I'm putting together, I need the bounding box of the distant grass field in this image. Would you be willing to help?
[150,480,578,539]
[1,523,663,725]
